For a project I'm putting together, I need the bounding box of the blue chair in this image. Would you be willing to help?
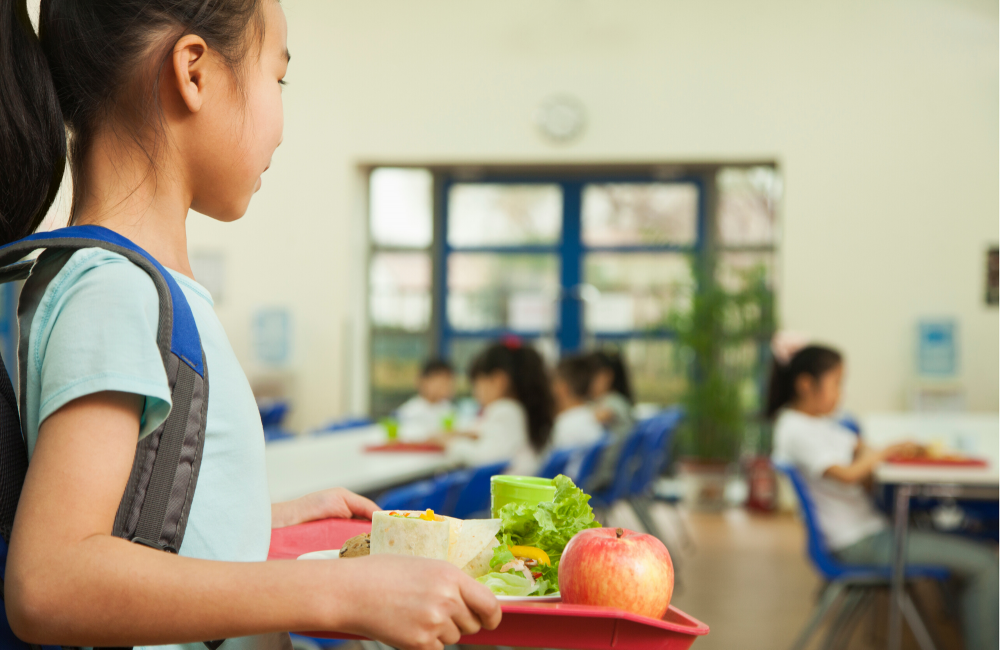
[258,400,289,428]
[623,409,686,550]
[589,426,647,515]
[313,416,374,435]
[775,462,948,650]
[570,438,611,489]
[378,477,450,512]
[262,425,295,443]
[537,447,576,480]
[451,461,509,519]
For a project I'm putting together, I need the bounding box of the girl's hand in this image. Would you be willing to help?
[271,487,379,528]
[333,554,502,650]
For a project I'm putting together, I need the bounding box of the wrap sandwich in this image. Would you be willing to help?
[370,509,501,578]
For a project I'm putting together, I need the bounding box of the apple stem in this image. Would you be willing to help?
[615,527,624,539]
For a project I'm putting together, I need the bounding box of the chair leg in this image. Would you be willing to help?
[789,581,846,650]
[660,499,697,552]
[901,589,939,650]
[628,497,665,540]
[820,586,864,650]
[831,587,875,650]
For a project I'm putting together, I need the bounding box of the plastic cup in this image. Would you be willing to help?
[381,418,399,441]
[491,475,556,517]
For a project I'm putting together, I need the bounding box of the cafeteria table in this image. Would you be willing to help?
[864,413,999,650]
[265,425,456,502]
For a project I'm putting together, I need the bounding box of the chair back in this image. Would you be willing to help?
[773,462,849,580]
[590,426,647,506]
[451,461,510,519]
[572,438,611,491]
[537,447,575,479]
[629,408,683,497]
[378,477,450,512]
[314,416,374,435]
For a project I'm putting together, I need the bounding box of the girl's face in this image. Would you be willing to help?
[589,368,614,399]
[795,363,843,416]
[472,371,511,407]
[185,0,289,221]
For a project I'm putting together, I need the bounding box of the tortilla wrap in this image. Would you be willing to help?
[370,511,450,560]
[369,511,501,578]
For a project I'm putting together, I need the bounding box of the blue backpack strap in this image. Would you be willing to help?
[0,225,208,555]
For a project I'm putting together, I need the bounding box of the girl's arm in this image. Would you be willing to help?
[271,487,378,529]
[6,391,500,649]
[822,441,924,485]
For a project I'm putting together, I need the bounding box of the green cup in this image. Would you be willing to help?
[490,475,556,518]
[380,417,399,441]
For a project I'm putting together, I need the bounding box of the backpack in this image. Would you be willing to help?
[0,225,217,650]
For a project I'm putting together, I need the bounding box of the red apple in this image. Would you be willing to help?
[559,527,674,619]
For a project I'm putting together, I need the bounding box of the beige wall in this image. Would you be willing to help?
[185,0,999,430]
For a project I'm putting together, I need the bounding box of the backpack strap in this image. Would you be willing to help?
[0,225,209,554]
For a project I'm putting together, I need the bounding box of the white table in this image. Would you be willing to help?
[265,425,456,502]
[864,413,999,650]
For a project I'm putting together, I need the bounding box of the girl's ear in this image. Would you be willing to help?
[171,34,210,113]
[793,373,814,400]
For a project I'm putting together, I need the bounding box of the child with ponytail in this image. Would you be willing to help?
[0,1,499,648]
[445,340,554,476]
[768,334,997,649]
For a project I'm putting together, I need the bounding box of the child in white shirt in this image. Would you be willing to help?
[769,343,997,649]
[396,359,455,441]
[445,341,554,476]
[551,355,604,450]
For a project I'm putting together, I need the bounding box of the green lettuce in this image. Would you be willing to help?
[483,474,600,596]
[476,571,537,597]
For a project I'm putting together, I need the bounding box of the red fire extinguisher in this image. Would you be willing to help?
[746,456,777,512]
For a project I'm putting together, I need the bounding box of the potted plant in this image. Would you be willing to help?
[668,257,773,509]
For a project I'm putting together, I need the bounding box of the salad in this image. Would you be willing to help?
[476,474,600,597]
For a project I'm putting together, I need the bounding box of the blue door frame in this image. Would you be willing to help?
[435,175,706,358]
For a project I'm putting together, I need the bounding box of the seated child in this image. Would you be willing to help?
[769,342,998,650]
[396,358,455,441]
[551,355,604,449]
[588,350,635,487]
[444,341,554,476]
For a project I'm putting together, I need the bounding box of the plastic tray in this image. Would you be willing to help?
[269,518,709,649]
[886,456,988,467]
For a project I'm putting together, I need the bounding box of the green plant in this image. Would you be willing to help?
[667,257,774,461]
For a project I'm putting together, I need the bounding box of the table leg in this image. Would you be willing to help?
[888,484,912,650]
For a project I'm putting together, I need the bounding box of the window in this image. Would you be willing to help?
[368,165,780,426]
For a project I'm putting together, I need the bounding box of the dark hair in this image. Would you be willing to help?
[765,345,843,419]
[555,355,596,400]
[589,350,633,404]
[420,358,453,378]
[469,342,554,453]
[0,0,266,245]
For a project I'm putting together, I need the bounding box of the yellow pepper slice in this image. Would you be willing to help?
[419,509,437,521]
[509,545,551,565]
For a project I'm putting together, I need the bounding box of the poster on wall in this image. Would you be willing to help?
[917,319,957,377]
[986,246,998,306]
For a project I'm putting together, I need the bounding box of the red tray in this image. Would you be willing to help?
[886,456,988,467]
[270,518,709,649]
[364,442,445,453]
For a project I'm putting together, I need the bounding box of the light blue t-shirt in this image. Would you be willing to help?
[22,248,283,650]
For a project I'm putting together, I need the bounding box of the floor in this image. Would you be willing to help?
[315,504,965,650]
[608,502,963,650]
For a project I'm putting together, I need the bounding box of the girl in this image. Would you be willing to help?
[0,1,499,649]
[445,341,554,476]
[768,342,998,650]
[588,350,634,487]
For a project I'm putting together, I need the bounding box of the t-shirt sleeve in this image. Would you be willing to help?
[31,251,172,440]
[785,424,853,479]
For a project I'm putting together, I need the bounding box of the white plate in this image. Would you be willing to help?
[496,592,561,602]
[297,549,341,560]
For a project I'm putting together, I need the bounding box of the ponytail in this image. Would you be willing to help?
[765,345,843,419]
[469,341,555,453]
[0,0,66,246]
